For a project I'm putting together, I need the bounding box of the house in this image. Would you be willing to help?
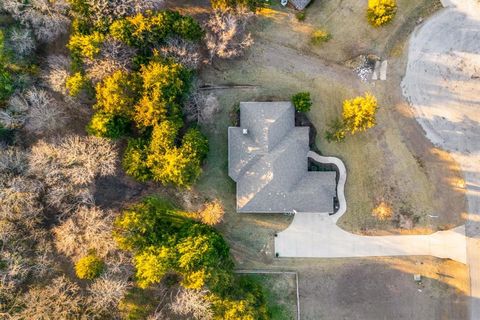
[289,0,311,10]
[228,101,337,213]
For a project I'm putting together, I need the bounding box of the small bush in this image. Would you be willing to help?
[324,117,346,143]
[87,112,131,139]
[311,29,332,45]
[367,0,397,27]
[75,254,104,280]
[199,200,224,226]
[291,92,312,113]
[295,11,306,21]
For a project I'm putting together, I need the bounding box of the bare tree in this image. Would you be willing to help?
[183,86,220,124]
[157,37,203,70]
[15,276,84,319]
[0,94,29,129]
[170,288,213,320]
[87,272,130,315]
[205,8,254,61]
[41,55,71,96]
[86,0,164,25]
[85,37,136,84]
[0,176,44,227]
[53,206,116,259]
[27,136,117,214]
[0,88,66,135]
[23,87,67,136]
[0,146,28,175]
[1,0,70,43]
[8,27,36,57]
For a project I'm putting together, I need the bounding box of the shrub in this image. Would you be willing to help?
[311,29,332,45]
[75,254,105,280]
[367,0,397,27]
[199,200,224,226]
[324,117,346,143]
[295,11,306,21]
[291,92,312,112]
[87,112,131,138]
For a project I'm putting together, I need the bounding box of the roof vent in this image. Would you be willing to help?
[242,128,248,135]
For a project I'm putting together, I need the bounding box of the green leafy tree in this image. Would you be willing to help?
[145,123,208,188]
[87,112,131,138]
[94,70,140,117]
[342,92,378,134]
[66,72,88,96]
[75,254,104,280]
[0,66,14,102]
[68,32,104,61]
[122,137,152,182]
[135,246,177,288]
[182,128,209,161]
[292,92,312,113]
[114,197,234,290]
[367,0,397,27]
[210,277,269,320]
[134,61,189,127]
[109,11,203,52]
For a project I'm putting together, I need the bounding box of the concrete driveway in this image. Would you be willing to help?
[275,213,466,263]
[275,152,467,263]
[402,0,480,317]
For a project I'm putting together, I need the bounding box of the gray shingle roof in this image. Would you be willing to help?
[228,101,337,213]
[289,0,311,10]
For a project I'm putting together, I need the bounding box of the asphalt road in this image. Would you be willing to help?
[402,0,480,317]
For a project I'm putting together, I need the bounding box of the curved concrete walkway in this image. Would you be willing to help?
[401,0,480,317]
[307,151,347,221]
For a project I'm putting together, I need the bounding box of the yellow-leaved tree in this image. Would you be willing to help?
[342,92,378,134]
[367,0,397,27]
[325,92,379,142]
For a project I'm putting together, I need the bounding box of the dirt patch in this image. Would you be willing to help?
[294,257,469,320]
